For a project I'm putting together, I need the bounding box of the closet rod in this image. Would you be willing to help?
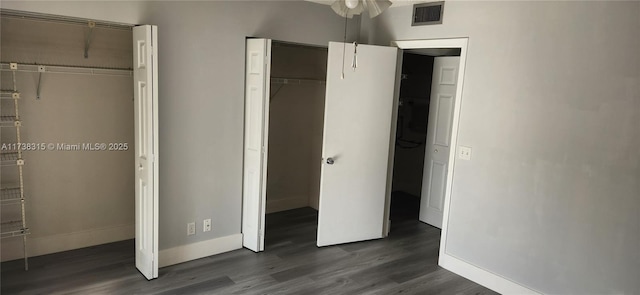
[0,9,133,31]
[0,63,132,77]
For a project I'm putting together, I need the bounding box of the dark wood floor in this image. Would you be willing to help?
[1,197,499,294]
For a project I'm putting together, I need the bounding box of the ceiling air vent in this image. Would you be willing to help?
[412,1,444,26]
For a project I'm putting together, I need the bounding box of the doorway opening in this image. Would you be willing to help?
[263,41,328,249]
[389,52,434,223]
[383,39,469,274]
[389,48,462,230]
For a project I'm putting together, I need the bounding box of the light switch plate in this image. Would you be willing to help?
[459,146,472,160]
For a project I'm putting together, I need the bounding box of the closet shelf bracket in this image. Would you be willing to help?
[84,21,96,59]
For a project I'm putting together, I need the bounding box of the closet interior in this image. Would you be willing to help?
[264,42,327,244]
[0,10,135,266]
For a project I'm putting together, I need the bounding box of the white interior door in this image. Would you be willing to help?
[419,56,460,229]
[242,38,271,252]
[317,42,398,247]
[133,25,159,280]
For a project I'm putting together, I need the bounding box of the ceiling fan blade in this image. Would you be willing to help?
[331,0,351,18]
[349,1,366,15]
[331,0,365,18]
[364,0,392,18]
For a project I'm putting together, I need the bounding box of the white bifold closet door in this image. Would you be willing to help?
[242,38,271,252]
[316,42,398,247]
[134,25,159,280]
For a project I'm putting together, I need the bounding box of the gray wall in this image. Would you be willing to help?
[1,17,134,261]
[144,0,356,250]
[372,1,640,294]
[0,1,358,252]
[267,44,326,213]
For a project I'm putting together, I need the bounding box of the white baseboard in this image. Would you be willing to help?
[266,196,309,213]
[158,233,242,268]
[1,224,134,262]
[439,253,541,295]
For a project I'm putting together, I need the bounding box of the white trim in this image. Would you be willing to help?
[383,50,404,238]
[393,38,469,49]
[390,38,535,295]
[0,224,134,262]
[440,254,541,295]
[158,234,243,268]
[151,24,160,280]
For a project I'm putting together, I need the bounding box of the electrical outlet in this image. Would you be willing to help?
[459,146,472,160]
[187,222,196,236]
[203,219,212,232]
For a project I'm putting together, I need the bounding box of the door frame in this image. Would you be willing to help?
[384,39,469,242]
[385,38,538,294]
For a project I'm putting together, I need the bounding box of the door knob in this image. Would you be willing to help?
[434,149,438,153]
[326,157,335,165]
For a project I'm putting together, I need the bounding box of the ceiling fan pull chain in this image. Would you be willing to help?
[341,14,348,80]
[352,42,358,71]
